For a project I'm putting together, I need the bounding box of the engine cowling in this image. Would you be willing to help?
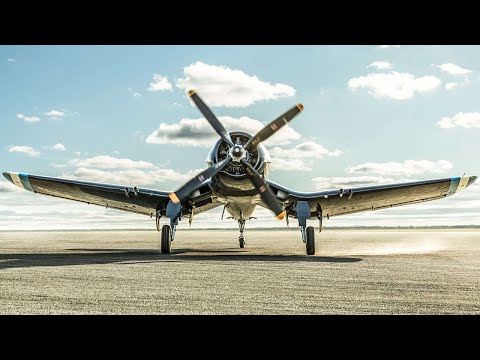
[206,131,270,179]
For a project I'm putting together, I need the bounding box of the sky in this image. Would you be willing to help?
[1,45,479,230]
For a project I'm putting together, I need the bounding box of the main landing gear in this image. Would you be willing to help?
[296,201,319,255]
[161,224,176,254]
[161,225,171,254]
[301,226,315,255]
[159,200,180,254]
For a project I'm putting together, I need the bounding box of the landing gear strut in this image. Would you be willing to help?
[296,201,316,255]
[238,219,246,248]
[161,200,180,254]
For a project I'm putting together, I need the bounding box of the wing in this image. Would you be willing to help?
[266,176,477,219]
[3,171,219,218]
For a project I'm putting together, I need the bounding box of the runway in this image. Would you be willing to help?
[0,229,479,314]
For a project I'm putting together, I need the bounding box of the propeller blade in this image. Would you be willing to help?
[169,156,232,204]
[241,159,286,220]
[245,104,303,150]
[188,90,234,147]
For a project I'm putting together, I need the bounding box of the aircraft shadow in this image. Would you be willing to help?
[0,249,362,270]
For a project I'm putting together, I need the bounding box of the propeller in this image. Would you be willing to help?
[241,159,286,219]
[169,89,303,220]
[245,104,303,150]
[169,156,231,203]
[188,90,234,147]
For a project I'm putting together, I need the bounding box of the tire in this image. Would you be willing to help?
[239,237,245,248]
[306,226,315,255]
[161,225,171,254]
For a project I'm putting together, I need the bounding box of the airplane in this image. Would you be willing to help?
[3,89,477,255]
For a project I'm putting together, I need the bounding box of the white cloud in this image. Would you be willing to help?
[71,166,203,187]
[70,155,156,169]
[367,61,393,70]
[379,45,400,49]
[0,190,156,230]
[7,58,16,62]
[128,88,141,97]
[0,181,22,192]
[50,163,69,168]
[44,110,65,119]
[269,158,312,171]
[147,74,172,92]
[269,141,342,160]
[437,119,454,128]
[437,112,480,129]
[146,116,300,147]
[312,176,397,190]
[437,63,471,75]
[444,77,470,91]
[348,72,441,100]
[16,114,40,123]
[51,143,66,151]
[8,145,40,156]
[46,154,201,189]
[445,82,458,91]
[74,151,81,156]
[347,160,453,176]
[176,61,295,107]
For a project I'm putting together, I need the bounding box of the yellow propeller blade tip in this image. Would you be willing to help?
[276,211,286,220]
[169,192,180,204]
[296,104,304,112]
[188,89,196,97]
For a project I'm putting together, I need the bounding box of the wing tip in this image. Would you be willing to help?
[296,103,304,112]
[3,171,13,183]
[450,175,478,195]
[2,171,32,191]
[276,211,286,220]
[467,175,477,188]
[188,89,196,97]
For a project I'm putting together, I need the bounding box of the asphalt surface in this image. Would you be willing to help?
[0,229,479,314]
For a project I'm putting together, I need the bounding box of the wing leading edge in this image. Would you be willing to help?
[266,176,477,219]
[2,172,219,218]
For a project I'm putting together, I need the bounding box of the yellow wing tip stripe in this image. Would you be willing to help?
[296,104,304,112]
[169,192,180,204]
[9,172,25,190]
[188,89,196,97]
[456,176,470,193]
[276,211,286,220]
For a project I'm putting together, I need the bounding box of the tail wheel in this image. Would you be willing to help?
[306,226,315,255]
[161,225,171,254]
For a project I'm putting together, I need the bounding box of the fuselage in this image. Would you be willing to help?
[206,131,271,220]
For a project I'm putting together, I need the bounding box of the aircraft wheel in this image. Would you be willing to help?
[161,225,171,254]
[239,236,245,248]
[306,226,315,255]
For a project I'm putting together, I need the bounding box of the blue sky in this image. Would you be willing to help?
[1,45,479,230]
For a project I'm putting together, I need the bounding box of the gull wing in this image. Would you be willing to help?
[3,172,219,217]
[266,176,477,219]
